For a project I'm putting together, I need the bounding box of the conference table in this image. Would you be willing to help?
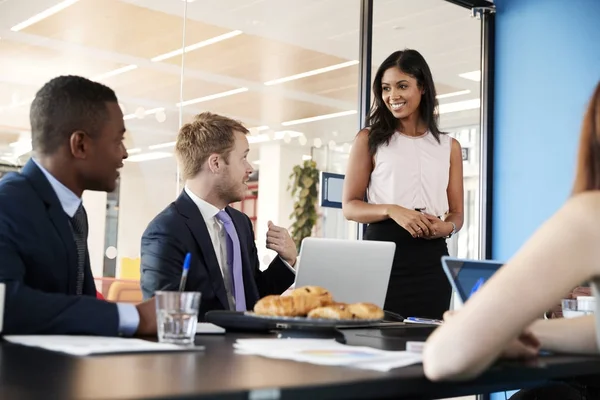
[1,325,599,399]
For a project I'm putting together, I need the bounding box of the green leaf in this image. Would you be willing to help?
[287,159,319,250]
[301,177,313,188]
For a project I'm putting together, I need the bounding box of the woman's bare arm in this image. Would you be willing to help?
[342,129,392,224]
[423,191,600,381]
[444,138,464,231]
[530,315,598,354]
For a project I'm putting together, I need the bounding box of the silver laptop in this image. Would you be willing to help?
[441,256,503,303]
[293,238,395,307]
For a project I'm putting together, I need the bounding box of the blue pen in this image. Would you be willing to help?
[179,252,192,292]
[469,277,485,297]
[405,317,443,325]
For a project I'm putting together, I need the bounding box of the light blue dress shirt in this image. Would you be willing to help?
[33,159,139,336]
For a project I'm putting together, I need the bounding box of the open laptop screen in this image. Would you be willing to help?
[295,238,395,308]
[442,257,503,302]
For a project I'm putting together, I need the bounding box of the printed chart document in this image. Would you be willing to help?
[234,339,422,372]
[3,335,204,356]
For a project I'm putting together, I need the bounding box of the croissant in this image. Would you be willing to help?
[289,286,333,307]
[307,303,354,320]
[253,294,323,317]
[346,302,385,320]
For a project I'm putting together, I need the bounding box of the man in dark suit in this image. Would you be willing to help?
[0,75,156,336]
[141,112,296,319]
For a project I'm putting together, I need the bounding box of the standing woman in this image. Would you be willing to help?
[342,49,464,319]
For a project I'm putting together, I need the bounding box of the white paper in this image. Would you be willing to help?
[350,354,423,372]
[196,322,225,334]
[3,335,204,356]
[234,339,422,371]
[406,341,425,353]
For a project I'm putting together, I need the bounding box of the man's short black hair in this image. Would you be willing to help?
[30,75,118,155]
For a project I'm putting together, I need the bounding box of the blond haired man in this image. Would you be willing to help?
[140,112,296,319]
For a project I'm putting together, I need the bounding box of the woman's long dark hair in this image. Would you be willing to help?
[572,81,600,194]
[366,49,443,156]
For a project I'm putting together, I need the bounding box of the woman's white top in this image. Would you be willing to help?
[367,131,452,217]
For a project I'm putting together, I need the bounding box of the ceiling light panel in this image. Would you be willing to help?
[11,0,80,31]
[264,60,359,86]
[125,152,172,162]
[176,88,248,107]
[458,71,481,82]
[151,30,243,62]
[281,110,357,126]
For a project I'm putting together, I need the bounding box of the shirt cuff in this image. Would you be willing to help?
[116,303,140,337]
[279,256,297,274]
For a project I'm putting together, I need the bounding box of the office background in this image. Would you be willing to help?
[0,0,486,285]
[1,0,599,398]
[491,1,600,398]
[492,0,600,260]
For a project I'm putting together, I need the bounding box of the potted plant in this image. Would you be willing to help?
[287,159,319,251]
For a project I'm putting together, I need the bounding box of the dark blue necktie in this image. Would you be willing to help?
[70,203,88,295]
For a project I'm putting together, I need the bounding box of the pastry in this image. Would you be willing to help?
[290,286,333,306]
[253,294,323,317]
[346,302,384,320]
[307,303,354,320]
[290,285,329,296]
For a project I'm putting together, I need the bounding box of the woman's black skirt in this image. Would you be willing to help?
[364,218,452,320]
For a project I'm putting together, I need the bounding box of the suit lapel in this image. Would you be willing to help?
[176,192,229,309]
[48,204,79,294]
[226,208,259,305]
[21,160,78,294]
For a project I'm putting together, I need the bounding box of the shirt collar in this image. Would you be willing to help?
[184,186,222,223]
[32,158,81,218]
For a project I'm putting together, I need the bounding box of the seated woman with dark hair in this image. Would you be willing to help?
[423,81,600,396]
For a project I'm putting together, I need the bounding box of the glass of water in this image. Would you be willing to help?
[155,291,202,345]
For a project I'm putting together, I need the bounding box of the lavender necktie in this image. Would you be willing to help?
[215,210,246,311]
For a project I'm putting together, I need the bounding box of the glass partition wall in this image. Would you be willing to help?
[0,0,188,290]
[314,0,489,261]
[0,0,493,284]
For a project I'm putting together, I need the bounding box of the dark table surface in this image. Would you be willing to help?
[1,325,600,400]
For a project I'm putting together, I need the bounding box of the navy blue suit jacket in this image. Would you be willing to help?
[0,160,119,335]
[140,191,295,320]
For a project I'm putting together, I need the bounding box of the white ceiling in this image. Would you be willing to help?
[0,0,482,169]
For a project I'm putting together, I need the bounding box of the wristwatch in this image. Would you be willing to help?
[446,222,456,238]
